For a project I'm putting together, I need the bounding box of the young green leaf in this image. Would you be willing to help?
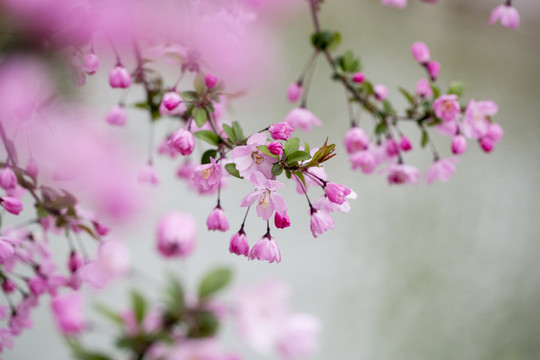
[421,128,429,148]
[198,267,233,299]
[286,151,311,164]
[193,130,220,146]
[232,121,245,142]
[201,149,218,164]
[193,108,207,128]
[257,145,279,159]
[225,163,242,179]
[130,290,147,324]
[222,124,237,144]
[284,137,300,156]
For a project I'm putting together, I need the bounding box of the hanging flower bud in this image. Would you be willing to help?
[274,211,291,229]
[287,83,303,103]
[159,91,186,116]
[411,42,430,64]
[344,127,370,154]
[479,137,494,153]
[427,60,441,80]
[2,279,15,293]
[205,73,218,89]
[207,206,230,232]
[0,167,17,190]
[109,65,131,89]
[352,72,365,83]
[137,164,159,186]
[229,230,249,256]
[268,141,283,156]
[385,138,400,157]
[451,135,467,155]
[489,4,520,30]
[26,159,38,177]
[167,128,194,156]
[310,208,334,238]
[0,196,23,215]
[399,135,412,152]
[68,252,84,273]
[51,292,85,335]
[416,78,433,98]
[324,183,352,205]
[486,123,503,144]
[0,238,15,262]
[269,122,294,140]
[83,53,99,75]
[156,212,197,258]
[106,105,127,126]
[374,84,388,101]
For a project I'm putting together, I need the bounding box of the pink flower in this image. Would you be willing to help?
[324,182,351,205]
[192,157,222,193]
[28,276,48,296]
[51,292,85,335]
[416,78,433,98]
[83,53,99,75]
[480,137,494,153]
[296,166,327,194]
[451,134,467,154]
[489,4,520,30]
[248,235,281,263]
[385,138,400,156]
[411,42,430,64]
[435,118,459,138]
[159,91,186,116]
[109,65,131,89]
[433,94,460,122]
[0,238,15,263]
[156,212,197,258]
[314,191,356,214]
[352,72,365,83]
[0,167,17,190]
[207,206,230,232]
[350,151,377,174]
[268,122,294,140]
[241,172,287,220]
[310,208,334,238]
[427,60,440,80]
[137,164,159,186]
[425,157,458,184]
[277,314,321,360]
[462,99,498,140]
[486,123,503,144]
[205,73,219,88]
[167,127,194,155]
[268,141,283,156]
[26,159,38,177]
[387,163,419,185]
[0,196,23,215]
[374,84,388,101]
[80,240,130,288]
[229,230,249,256]
[274,211,291,229]
[106,105,127,126]
[2,279,15,293]
[68,252,84,273]
[381,0,407,9]
[287,83,302,103]
[230,133,275,179]
[92,221,109,237]
[400,135,412,151]
[0,329,13,352]
[344,127,370,154]
[284,108,322,132]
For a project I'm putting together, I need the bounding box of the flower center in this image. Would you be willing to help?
[258,190,270,209]
[251,151,264,165]
[201,167,213,180]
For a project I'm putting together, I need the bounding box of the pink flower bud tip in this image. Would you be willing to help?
[167,128,194,156]
[287,83,303,103]
[451,134,467,155]
[0,167,17,190]
[268,141,283,156]
[205,74,218,89]
[352,72,365,83]
[385,138,400,157]
[106,105,127,126]
[427,60,440,80]
[480,137,494,153]
[162,91,182,111]
[229,230,249,256]
[0,196,23,215]
[399,136,412,152]
[374,84,388,101]
[411,42,430,64]
[274,212,291,229]
[207,206,229,232]
[324,183,352,205]
[83,53,99,75]
[68,252,84,273]
[269,122,294,140]
[109,65,131,89]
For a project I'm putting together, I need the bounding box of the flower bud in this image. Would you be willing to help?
[411,42,430,64]
[486,123,503,144]
[350,151,376,174]
[480,137,494,153]
[268,141,283,156]
[157,212,197,258]
[51,292,85,335]
[310,209,334,238]
[161,91,182,111]
[229,231,249,256]
[399,135,412,152]
[385,138,400,157]
[137,164,159,186]
[0,238,15,262]
[427,60,441,80]
[0,167,17,190]
[344,127,370,154]
[109,65,131,89]
[2,279,15,293]
[26,159,38,177]
[206,206,229,232]
[167,128,194,156]
[106,105,127,126]
[68,252,84,273]
[83,53,99,75]
[0,196,23,215]
[205,74,218,89]
[287,83,303,103]
[325,183,352,205]
[274,212,291,229]
[92,221,109,237]
[269,122,294,140]
[352,72,365,83]
[489,5,520,30]
[416,78,433,98]
[374,84,388,101]
[451,134,467,155]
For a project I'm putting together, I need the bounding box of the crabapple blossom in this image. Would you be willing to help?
[452,134,467,154]
[274,211,291,229]
[387,164,419,185]
[381,0,407,9]
[160,91,186,116]
[427,60,441,80]
[249,235,281,263]
[374,84,388,101]
[109,65,131,88]
[80,240,130,288]
[267,141,283,156]
[350,151,377,174]
[385,138,400,156]
[168,127,195,155]
[268,122,294,140]
[425,158,459,184]
[310,208,334,238]
[433,94,460,122]
[0,238,15,262]
[487,123,504,143]
[324,183,352,205]
[287,83,303,103]
[352,72,365,83]
[51,292,85,335]
[204,73,218,88]
[106,105,127,126]
[344,127,370,154]
[480,137,494,153]
[207,206,230,232]
[192,157,222,193]
[83,53,99,75]
[462,99,498,139]
[137,164,160,186]
[411,42,430,64]
[241,172,287,220]
[0,197,23,215]
[0,167,17,190]
[416,78,433,98]
[284,108,322,132]
[230,133,275,179]
[489,4,520,30]
[229,230,249,256]
[156,212,197,258]
[276,314,321,360]
[400,135,412,151]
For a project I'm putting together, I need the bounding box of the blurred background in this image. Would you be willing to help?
[5,0,540,359]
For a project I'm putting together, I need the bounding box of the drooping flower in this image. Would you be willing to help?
[387,163,419,185]
[344,127,370,154]
[268,122,294,140]
[425,157,459,184]
[83,53,99,75]
[248,234,281,263]
[287,83,302,103]
[462,99,498,140]
[109,65,131,89]
[310,208,334,238]
[427,60,441,80]
[137,163,159,186]
[277,314,321,360]
[451,134,467,155]
[0,167,17,190]
[274,211,291,229]
[416,78,433,98]
[207,206,230,232]
[350,150,377,174]
[51,292,85,335]
[374,84,388,101]
[241,172,287,220]
[192,157,222,193]
[284,108,322,132]
[167,127,194,155]
[324,182,351,205]
[411,42,430,64]
[433,94,460,122]
[400,135,412,151]
[381,0,407,9]
[106,104,127,126]
[0,196,23,215]
[156,212,197,258]
[229,230,249,256]
[489,4,520,30]
[79,240,130,288]
[230,133,275,179]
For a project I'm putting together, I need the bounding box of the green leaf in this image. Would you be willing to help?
[232,121,245,142]
[222,124,237,144]
[272,163,283,177]
[421,128,429,148]
[398,87,415,105]
[382,100,394,115]
[286,150,311,164]
[284,137,300,156]
[225,163,242,179]
[375,122,387,135]
[164,274,185,319]
[201,149,218,164]
[94,303,123,326]
[181,91,199,101]
[194,130,220,146]
[193,73,207,95]
[131,290,147,324]
[337,50,361,73]
[448,81,465,97]
[66,339,114,360]
[198,267,233,299]
[193,108,208,128]
[304,142,311,156]
[257,145,278,159]
[285,170,292,179]
[311,30,341,51]
[431,84,441,99]
[187,311,219,338]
